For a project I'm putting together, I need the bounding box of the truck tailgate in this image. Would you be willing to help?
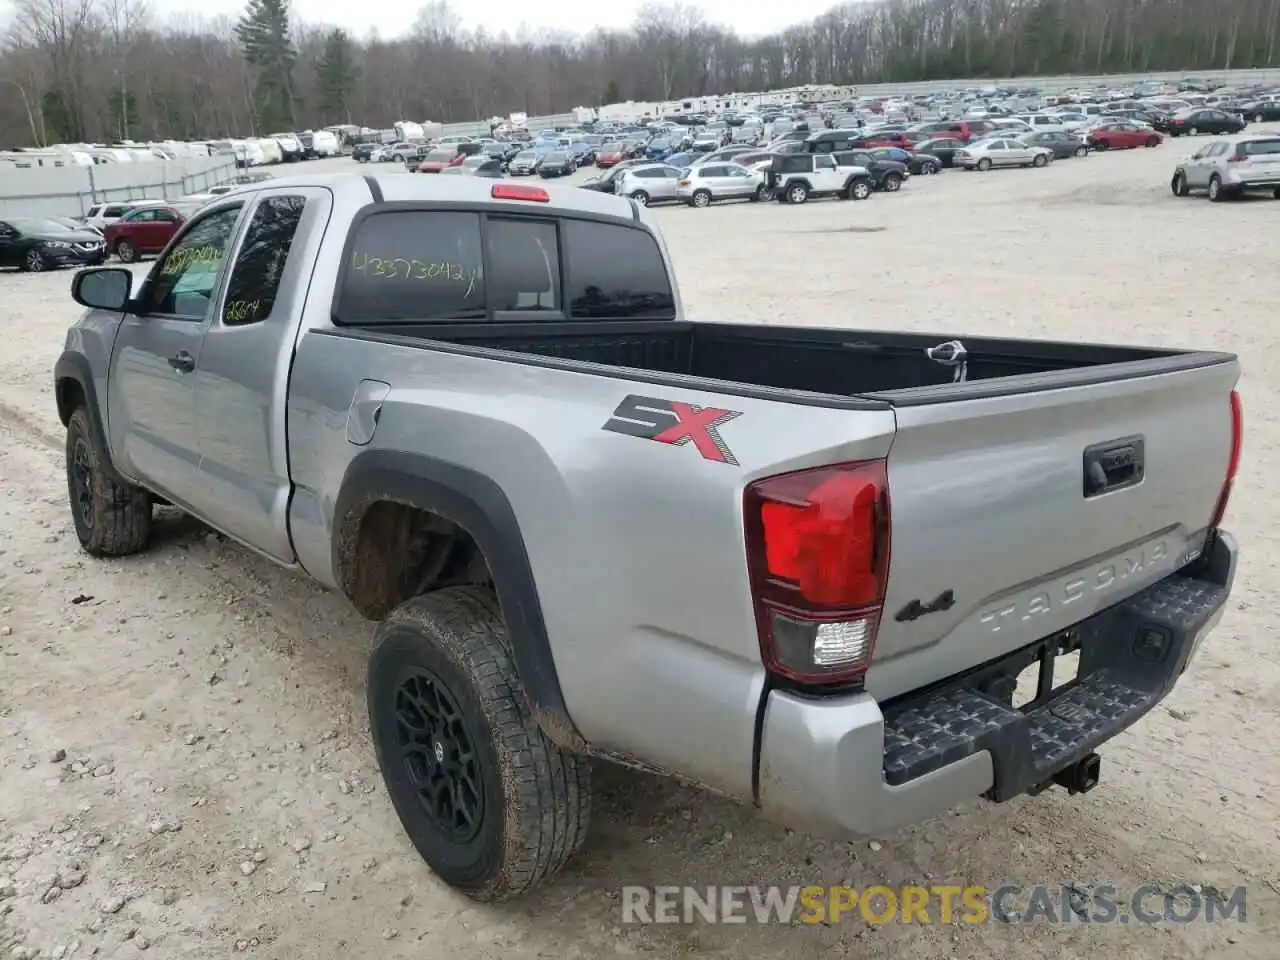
[867,359,1238,701]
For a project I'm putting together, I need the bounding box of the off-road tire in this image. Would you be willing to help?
[66,407,152,556]
[368,586,591,902]
[786,182,809,203]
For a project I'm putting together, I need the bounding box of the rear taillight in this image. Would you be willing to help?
[1209,389,1242,530]
[1227,150,1247,162]
[744,460,890,687]
[957,151,971,158]
[677,178,691,186]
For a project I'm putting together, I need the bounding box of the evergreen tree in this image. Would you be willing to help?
[316,28,360,124]
[235,0,297,133]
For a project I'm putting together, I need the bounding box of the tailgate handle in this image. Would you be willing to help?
[1083,436,1145,498]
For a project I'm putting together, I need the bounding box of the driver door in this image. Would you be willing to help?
[106,203,245,501]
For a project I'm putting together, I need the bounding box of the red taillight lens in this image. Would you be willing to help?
[491,183,550,202]
[1209,389,1242,529]
[1227,151,1247,162]
[744,460,890,686]
[677,178,691,186]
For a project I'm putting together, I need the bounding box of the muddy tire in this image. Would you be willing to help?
[66,407,152,556]
[368,586,591,901]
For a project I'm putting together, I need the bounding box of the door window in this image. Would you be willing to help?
[221,196,307,326]
[815,155,836,170]
[145,206,242,320]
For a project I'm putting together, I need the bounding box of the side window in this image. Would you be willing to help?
[562,219,675,320]
[814,155,836,170]
[145,206,242,319]
[335,211,484,323]
[487,218,560,313]
[220,195,307,326]
[154,210,179,223]
[127,209,154,223]
[812,140,834,153]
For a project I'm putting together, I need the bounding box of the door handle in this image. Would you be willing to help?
[168,350,195,373]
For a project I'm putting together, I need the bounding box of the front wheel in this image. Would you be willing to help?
[1074,145,1088,157]
[368,587,591,902]
[1171,172,1190,197]
[1189,127,1199,136]
[920,162,937,175]
[690,189,712,208]
[22,249,47,272]
[751,184,769,201]
[1257,114,1266,124]
[849,179,872,200]
[975,159,991,172]
[1146,137,1160,148]
[1032,154,1048,167]
[65,407,152,556]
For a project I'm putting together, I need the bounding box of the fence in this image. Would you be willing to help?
[0,156,239,219]
[436,68,1280,136]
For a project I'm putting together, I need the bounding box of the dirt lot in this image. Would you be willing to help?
[0,146,1277,959]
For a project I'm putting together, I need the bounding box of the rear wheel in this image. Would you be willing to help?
[1074,145,1088,157]
[629,190,649,206]
[114,239,137,263]
[1189,127,1199,136]
[368,587,591,902]
[1207,175,1225,202]
[691,189,712,208]
[1146,136,1160,148]
[882,172,903,190]
[1094,139,1109,151]
[786,182,809,203]
[975,159,991,172]
[920,162,938,175]
[752,184,769,201]
[1257,114,1266,124]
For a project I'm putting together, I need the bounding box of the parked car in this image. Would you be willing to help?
[439,156,504,178]
[1021,131,1090,159]
[507,150,542,176]
[1171,133,1280,202]
[913,137,967,168]
[351,140,378,163]
[869,146,940,175]
[955,138,1054,170]
[766,153,874,203]
[677,162,769,206]
[103,204,188,261]
[1087,122,1164,150]
[538,151,576,178]
[833,149,908,191]
[81,200,165,231]
[595,142,627,168]
[58,172,1242,904]
[1232,100,1280,123]
[0,217,106,271]
[614,163,684,205]
[1164,108,1247,137]
[416,149,457,174]
[385,142,424,164]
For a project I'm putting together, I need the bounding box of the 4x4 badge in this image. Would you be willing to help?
[602,395,742,465]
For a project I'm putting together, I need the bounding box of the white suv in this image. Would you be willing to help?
[1171,134,1280,202]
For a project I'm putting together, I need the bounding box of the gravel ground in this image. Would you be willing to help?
[0,145,1277,959]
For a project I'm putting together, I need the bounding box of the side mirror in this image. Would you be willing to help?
[72,266,132,312]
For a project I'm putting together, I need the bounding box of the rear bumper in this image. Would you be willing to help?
[757,529,1237,839]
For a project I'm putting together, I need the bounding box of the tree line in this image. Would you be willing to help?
[2,0,1278,148]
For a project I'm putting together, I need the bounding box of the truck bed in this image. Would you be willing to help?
[338,319,1228,406]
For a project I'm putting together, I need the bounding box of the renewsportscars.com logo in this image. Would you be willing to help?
[620,884,1248,926]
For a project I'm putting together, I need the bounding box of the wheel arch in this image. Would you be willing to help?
[333,448,584,751]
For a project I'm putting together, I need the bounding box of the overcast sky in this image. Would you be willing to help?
[149,0,840,39]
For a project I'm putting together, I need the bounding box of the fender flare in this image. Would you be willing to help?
[54,350,127,482]
[332,449,583,750]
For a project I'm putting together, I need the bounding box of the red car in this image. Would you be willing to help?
[596,143,626,167]
[103,204,187,263]
[416,148,456,173]
[1087,122,1163,151]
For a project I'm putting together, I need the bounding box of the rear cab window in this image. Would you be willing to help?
[333,208,675,324]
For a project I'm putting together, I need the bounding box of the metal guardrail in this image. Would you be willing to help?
[437,69,1280,135]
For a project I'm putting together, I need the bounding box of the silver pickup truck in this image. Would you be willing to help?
[55,173,1242,901]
